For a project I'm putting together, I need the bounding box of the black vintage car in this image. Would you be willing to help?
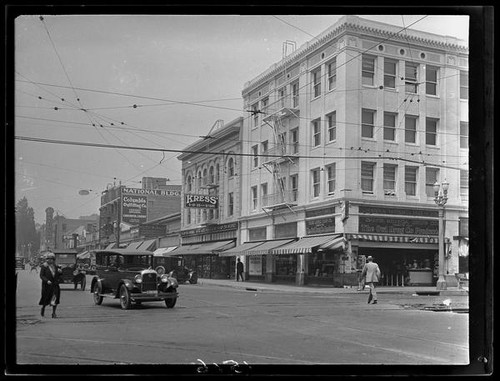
[53,249,86,290]
[90,249,179,310]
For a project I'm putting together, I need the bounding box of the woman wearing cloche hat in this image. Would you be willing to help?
[38,252,63,318]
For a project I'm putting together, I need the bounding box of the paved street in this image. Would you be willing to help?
[15,268,468,366]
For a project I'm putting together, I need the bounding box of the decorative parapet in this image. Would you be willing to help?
[243,15,468,96]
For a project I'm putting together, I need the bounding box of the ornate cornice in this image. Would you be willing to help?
[243,15,468,96]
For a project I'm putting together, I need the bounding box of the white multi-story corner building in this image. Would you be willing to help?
[237,15,469,287]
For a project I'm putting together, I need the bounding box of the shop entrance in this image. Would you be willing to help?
[359,247,437,286]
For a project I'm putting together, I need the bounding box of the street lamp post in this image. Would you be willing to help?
[433,180,449,290]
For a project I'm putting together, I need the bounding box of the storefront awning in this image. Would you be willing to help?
[104,243,116,250]
[153,246,178,257]
[318,235,346,251]
[171,240,235,256]
[218,241,267,257]
[126,240,144,250]
[77,250,90,259]
[139,239,157,251]
[271,234,342,255]
[244,239,296,256]
[346,234,438,243]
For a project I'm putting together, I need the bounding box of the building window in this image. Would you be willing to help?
[405,62,418,93]
[460,71,469,100]
[251,186,258,210]
[361,162,375,193]
[261,97,269,115]
[311,168,320,198]
[460,170,469,199]
[362,109,375,138]
[261,140,268,161]
[261,182,268,201]
[278,132,287,155]
[426,167,439,197]
[252,103,259,127]
[383,164,397,195]
[187,210,191,224]
[426,118,438,145]
[197,171,202,188]
[405,115,417,143]
[290,175,298,201]
[278,87,286,108]
[460,122,469,148]
[252,145,259,168]
[327,58,337,90]
[209,166,215,184]
[228,192,234,217]
[426,65,438,95]
[290,128,299,154]
[228,158,235,177]
[186,175,192,192]
[362,55,375,86]
[202,168,208,186]
[384,59,397,89]
[312,119,321,147]
[405,166,418,196]
[383,112,396,141]
[292,81,299,107]
[326,163,336,195]
[327,112,336,142]
[312,68,321,98]
[216,164,220,182]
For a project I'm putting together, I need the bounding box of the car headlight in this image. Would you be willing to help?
[134,274,142,283]
[161,274,169,283]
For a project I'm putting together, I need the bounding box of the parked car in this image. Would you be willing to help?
[154,256,198,284]
[90,249,179,310]
[53,249,86,290]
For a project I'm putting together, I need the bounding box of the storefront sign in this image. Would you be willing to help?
[185,194,219,209]
[275,222,297,239]
[122,187,181,197]
[122,195,147,225]
[249,256,263,275]
[359,205,438,218]
[181,222,238,238]
[249,227,267,241]
[139,224,166,238]
[359,216,438,235]
[306,217,335,235]
[306,207,335,218]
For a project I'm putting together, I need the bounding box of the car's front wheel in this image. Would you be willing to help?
[93,283,103,305]
[119,284,132,310]
[164,292,177,308]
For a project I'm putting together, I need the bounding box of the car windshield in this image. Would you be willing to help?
[55,254,76,264]
[122,255,151,268]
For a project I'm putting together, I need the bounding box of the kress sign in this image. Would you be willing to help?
[185,194,219,209]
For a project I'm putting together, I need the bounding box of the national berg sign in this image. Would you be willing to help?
[185,194,219,209]
[121,195,148,225]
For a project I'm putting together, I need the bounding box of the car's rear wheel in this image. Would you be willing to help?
[165,292,177,308]
[93,283,103,305]
[119,285,132,310]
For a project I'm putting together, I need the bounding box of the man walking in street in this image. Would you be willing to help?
[361,256,381,304]
[236,257,244,282]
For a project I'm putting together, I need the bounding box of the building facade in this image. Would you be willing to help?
[176,118,243,279]
[237,16,468,287]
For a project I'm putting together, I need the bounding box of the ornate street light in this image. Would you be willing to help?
[433,180,449,290]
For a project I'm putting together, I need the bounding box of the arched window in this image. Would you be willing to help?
[187,175,192,192]
[203,168,208,186]
[228,158,234,177]
[197,171,202,188]
[216,164,220,182]
[209,166,215,184]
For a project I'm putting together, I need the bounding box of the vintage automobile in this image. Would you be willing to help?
[53,249,86,290]
[90,249,179,310]
[154,255,198,284]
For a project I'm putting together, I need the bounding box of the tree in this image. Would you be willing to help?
[15,197,39,257]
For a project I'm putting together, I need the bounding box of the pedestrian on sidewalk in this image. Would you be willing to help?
[38,252,63,318]
[236,257,244,282]
[361,256,381,304]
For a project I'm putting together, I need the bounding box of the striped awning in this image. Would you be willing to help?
[346,234,439,244]
[218,241,267,257]
[271,234,342,255]
[139,239,157,251]
[171,240,235,256]
[153,246,178,257]
[319,235,347,251]
[244,239,296,256]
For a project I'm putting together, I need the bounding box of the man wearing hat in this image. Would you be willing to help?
[361,255,381,304]
[38,252,63,318]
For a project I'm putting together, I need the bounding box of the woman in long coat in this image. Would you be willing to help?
[39,252,63,318]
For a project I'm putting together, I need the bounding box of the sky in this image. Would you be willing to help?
[13,13,470,225]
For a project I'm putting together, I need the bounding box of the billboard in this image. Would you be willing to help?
[185,194,219,209]
[122,195,147,225]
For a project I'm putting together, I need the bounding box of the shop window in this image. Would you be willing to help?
[308,252,335,278]
[275,255,297,277]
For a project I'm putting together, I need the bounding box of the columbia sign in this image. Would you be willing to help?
[185,194,219,209]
